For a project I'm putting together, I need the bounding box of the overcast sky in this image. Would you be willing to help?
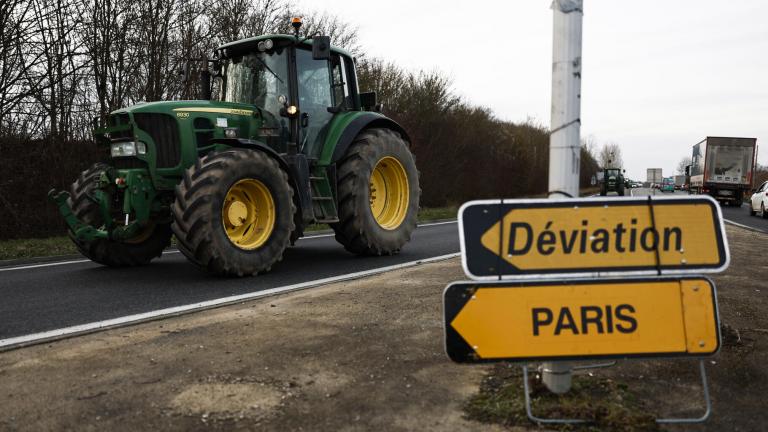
[297,0,768,181]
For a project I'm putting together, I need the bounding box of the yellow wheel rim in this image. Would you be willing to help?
[222,178,275,250]
[370,156,410,230]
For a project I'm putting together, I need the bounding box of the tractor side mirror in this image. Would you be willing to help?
[312,36,331,60]
[360,92,377,110]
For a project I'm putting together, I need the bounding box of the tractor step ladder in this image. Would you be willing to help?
[310,168,339,223]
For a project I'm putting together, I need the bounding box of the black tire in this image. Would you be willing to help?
[749,204,756,216]
[331,128,420,255]
[171,150,295,276]
[67,163,171,266]
[762,203,768,220]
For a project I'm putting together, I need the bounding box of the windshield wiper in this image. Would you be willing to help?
[253,56,284,84]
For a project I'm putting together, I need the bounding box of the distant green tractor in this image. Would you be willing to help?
[600,168,626,196]
[49,19,419,276]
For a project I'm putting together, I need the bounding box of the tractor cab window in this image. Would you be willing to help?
[330,55,350,110]
[296,48,333,156]
[220,50,290,148]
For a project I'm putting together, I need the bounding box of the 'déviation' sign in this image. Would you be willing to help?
[459,196,728,279]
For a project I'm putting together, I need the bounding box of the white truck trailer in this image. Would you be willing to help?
[646,168,662,186]
[689,136,757,206]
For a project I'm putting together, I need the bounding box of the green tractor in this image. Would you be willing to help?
[49,19,420,276]
[599,168,626,196]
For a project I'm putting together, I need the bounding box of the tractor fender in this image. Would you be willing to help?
[208,138,312,225]
[330,114,410,163]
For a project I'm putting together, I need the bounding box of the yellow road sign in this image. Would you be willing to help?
[459,196,728,279]
[444,277,720,363]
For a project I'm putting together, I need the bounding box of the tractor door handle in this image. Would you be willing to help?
[301,112,309,128]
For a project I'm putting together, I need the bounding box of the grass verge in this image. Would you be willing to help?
[0,236,78,261]
[464,363,658,431]
[0,206,459,262]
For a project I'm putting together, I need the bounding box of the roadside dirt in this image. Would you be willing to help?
[0,225,765,431]
[0,258,505,431]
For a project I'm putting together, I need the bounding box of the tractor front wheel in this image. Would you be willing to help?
[171,150,295,276]
[332,128,420,255]
[67,163,171,266]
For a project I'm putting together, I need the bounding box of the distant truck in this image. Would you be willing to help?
[647,168,663,187]
[660,177,675,193]
[674,175,686,189]
[689,137,757,206]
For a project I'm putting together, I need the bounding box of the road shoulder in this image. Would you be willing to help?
[0,258,500,431]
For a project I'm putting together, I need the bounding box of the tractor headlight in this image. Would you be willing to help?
[110,141,144,157]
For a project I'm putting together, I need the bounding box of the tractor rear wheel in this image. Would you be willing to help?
[171,150,295,276]
[67,163,171,266]
[331,128,420,255]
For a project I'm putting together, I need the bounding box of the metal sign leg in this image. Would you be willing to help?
[655,360,712,424]
[522,360,712,425]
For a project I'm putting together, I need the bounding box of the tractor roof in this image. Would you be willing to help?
[217,34,353,58]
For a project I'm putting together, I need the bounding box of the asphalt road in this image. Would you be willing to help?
[0,222,459,341]
[629,187,768,233]
[4,189,765,345]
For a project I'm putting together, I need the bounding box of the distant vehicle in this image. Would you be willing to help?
[749,181,768,218]
[674,175,686,190]
[661,177,675,193]
[647,168,663,186]
[689,137,757,206]
[600,168,625,196]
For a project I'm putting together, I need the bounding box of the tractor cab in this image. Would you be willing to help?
[214,25,360,159]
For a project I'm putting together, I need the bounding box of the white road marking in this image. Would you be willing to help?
[0,220,458,273]
[0,252,461,350]
[0,258,92,272]
[723,219,768,234]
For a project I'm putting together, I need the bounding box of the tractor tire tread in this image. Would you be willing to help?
[171,149,295,276]
[331,128,419,256]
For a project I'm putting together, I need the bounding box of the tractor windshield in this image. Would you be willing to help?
[221,50,289,122]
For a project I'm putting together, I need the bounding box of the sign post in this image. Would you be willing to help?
[447,194,728,423]
[546,0,584,393]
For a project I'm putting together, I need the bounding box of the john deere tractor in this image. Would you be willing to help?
[600,168,625,196]
[49,19,419,276]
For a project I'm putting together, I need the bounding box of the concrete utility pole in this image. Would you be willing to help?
[543,0,583,394]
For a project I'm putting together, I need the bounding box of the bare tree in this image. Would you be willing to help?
[84,0,138,119]
[0,0,42,135]
[298,11,361,56]
[28,0,89,139]
[599,142,623,168]
[676,156,692,174]
[208,0,290,45]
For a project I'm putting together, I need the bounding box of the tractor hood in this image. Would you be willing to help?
[93,99,272,179]
[94,100,267,149]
